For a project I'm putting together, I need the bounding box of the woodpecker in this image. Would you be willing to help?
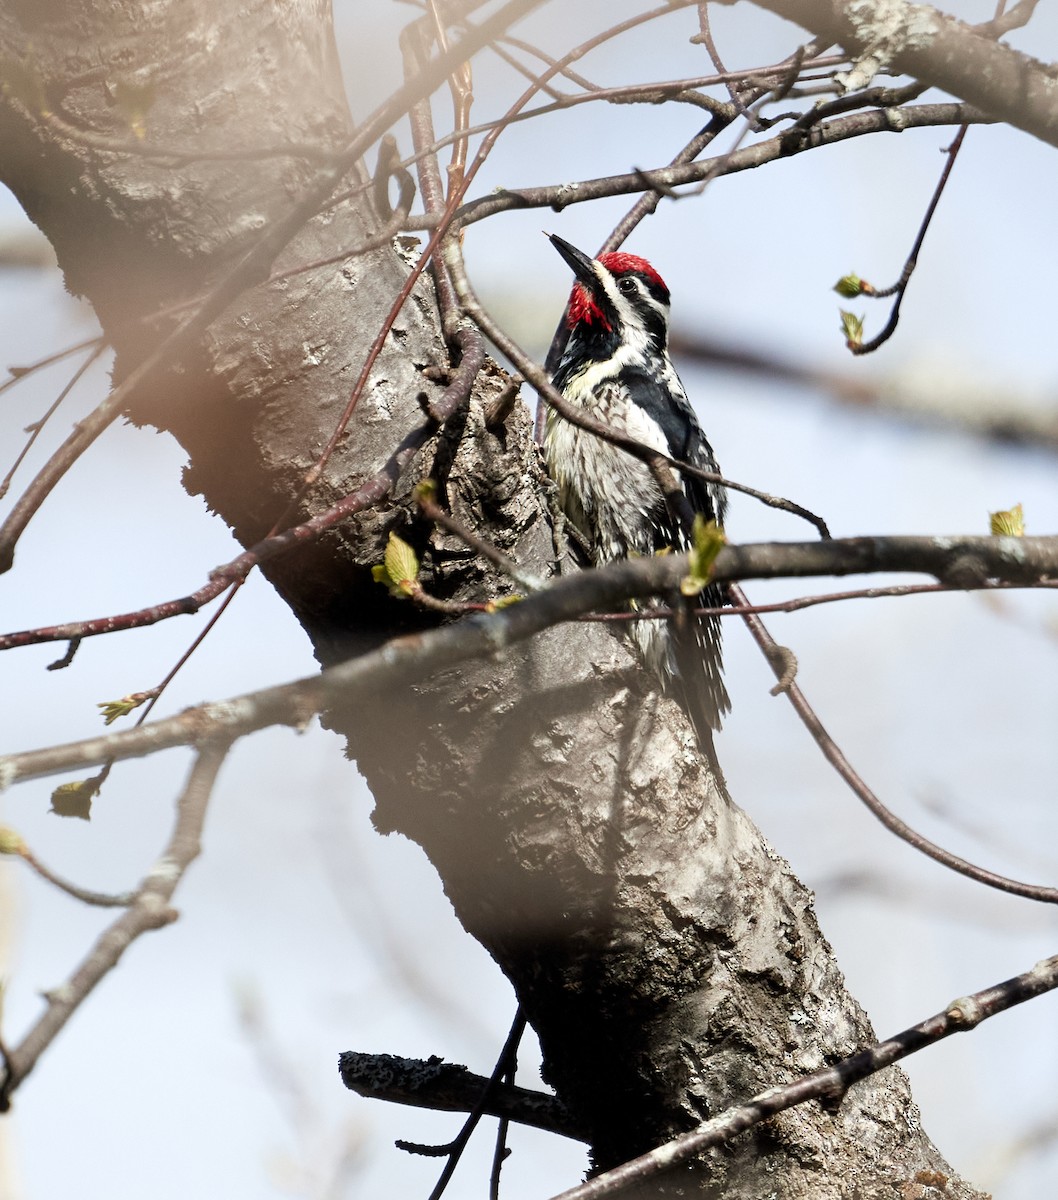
[543,234,729,751]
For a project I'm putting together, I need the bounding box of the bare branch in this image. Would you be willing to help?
[339,1050,585,1141]
[549,951,1058,1200]
[591,576,1058,624]
[0,336,103,399]
[708,576,1058,616]
[394,52,851,170]
[690,2,758,123]
[4,533,1058,786]
[449,102,993,231]
[0,340,107,502]
[0,741,229,1108]
[4,835,134,908]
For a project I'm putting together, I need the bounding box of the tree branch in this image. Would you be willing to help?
[339,1050,586,1141]
[0,741,229,1108]
[445,102,992,230]
[749,0,1058,148]
[550,951,1058,1199]
[3,533,1056,786]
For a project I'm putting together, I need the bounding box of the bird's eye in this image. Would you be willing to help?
[617,277,637,294]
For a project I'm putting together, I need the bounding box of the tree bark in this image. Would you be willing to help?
[0,3,987,1195]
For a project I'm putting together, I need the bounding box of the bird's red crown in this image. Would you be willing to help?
[597,252,667,291]
[565,252,668,331]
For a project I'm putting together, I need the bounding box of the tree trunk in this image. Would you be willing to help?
[0,3,984,1195]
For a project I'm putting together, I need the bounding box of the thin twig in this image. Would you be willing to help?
[405,1008,526,1200]
[976,0,1041,38]
[370,52,851,177]
[0,417,442,653]
[0,335,104,400]
[405,23,469,335]
[731,581,1058,904]
[489,1029,520,1200]
[845,124,968,356]
[417,488,543,592]
[840,0,1010,355]
[593,576,1058,622]
[691,3,756,123]
[0,341,108,502]
[13,843,134,908]
[130,582,243,730]
[499,37,733,118]
[428,0,475,195]
[494,32,605,94]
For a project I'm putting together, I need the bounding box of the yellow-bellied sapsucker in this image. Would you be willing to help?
[543,234,729,751]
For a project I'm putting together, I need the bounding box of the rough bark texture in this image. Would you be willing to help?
[0,3,989,1196]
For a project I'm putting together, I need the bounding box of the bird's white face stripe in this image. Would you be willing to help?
[591,260,627,317]
[591,261,670,338]
[624,275,669,324]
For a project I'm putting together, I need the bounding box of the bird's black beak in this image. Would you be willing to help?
[547,234,598,288]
